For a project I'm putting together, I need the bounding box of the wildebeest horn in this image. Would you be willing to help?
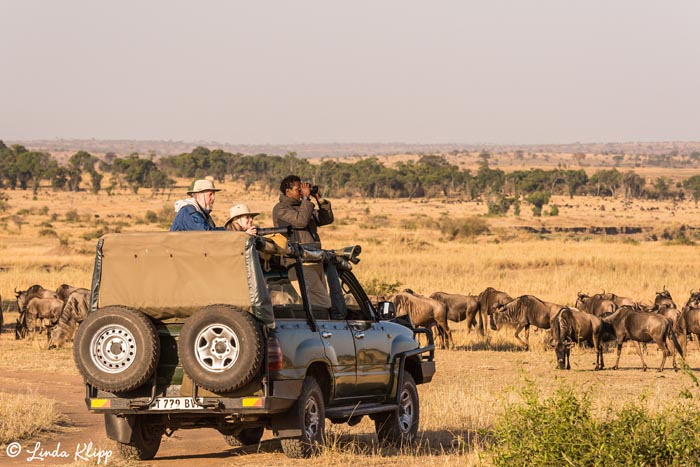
[577,292,586,298]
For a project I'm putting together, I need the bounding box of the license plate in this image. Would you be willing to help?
[149,397,204,410]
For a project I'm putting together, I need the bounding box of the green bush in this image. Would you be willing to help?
[439,217,489,240]
[549,204,559,216]
[489,383,700,466]
[362,278,402,297]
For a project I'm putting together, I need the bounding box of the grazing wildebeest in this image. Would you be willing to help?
[429,291,479,330]
[48,288,90,349]
[550,306,604,370]
[477,287,513,336]
[575,292,617,317]
[602,305,683,372]
[14,285,61,338]
[392,290,452,349]
[491,295,562,350]
[24,297,64,335]
[0,294,4,332]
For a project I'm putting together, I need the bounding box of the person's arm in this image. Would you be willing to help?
[315,198,334,226]
[274,200,315,229]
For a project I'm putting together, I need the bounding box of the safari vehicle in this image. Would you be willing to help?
[73,231,435,460]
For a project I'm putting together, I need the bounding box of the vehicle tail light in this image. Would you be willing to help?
[267,335,283,371]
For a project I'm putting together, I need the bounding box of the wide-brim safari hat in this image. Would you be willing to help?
[187,178,222,195]
[225,204,260,227]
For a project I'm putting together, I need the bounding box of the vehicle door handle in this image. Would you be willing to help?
[355,333,365,339]
[321,331,333,339]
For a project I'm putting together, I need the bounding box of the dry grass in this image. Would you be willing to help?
[0,391,66,446]
[3,179,700,465]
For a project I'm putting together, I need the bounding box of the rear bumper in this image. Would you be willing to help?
[86,379,303,415]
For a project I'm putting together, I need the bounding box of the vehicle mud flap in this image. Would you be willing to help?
[104,414,136,444]
[271,413,302,438]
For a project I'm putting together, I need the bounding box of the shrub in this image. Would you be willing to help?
[526,191,551,217]
[549,204,559,216]
[362,278,402,297]
[65,209,80,222]
[487,194,516,216]
[489,382,700,466]
[144,210,158,223]
[0,191,8,212]
[38,228,57,237]
[439,217,489,240]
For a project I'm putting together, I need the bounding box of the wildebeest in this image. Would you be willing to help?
[681,306,700,354]
[652,287,677,311]
[429,291,479,330]
[602,305,683,372]
[550,306,604,370]
[48,288,90,348]
[14,285,62,338]
[392,290,452,349]
[477,287,513,336]
[0,294,4,332]
[575,292,617,317]
[491,295,563,350]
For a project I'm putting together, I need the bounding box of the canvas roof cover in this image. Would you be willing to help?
[97,231,272,323]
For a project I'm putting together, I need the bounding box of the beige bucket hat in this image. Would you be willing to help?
[187,178,221,195]
[225,204,260,228]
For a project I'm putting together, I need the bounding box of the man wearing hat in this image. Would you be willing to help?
[170,178,224,231]
[225,204,259,235]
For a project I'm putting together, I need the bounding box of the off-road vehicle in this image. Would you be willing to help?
[73,231,435,460]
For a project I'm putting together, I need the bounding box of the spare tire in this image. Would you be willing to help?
[178,305,264,393]
[73,306,159,393]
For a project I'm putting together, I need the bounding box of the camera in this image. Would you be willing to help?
[310,185,319,196]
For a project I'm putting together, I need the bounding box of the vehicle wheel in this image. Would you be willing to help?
[375,372,419,446]
[116,415,163,460]
[73,306,159,392]
[223,427,264,447]
[178,305,264,393]
[280,376,325,458]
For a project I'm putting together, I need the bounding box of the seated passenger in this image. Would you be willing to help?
[225,204,259,235]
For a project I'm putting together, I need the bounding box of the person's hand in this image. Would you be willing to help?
[300,182,312,198]
[245,226,258,236]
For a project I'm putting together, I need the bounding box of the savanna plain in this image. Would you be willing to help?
[3,172,700,466]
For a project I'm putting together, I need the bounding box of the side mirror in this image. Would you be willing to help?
[378,301,396,320]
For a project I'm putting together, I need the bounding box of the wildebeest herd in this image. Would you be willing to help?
[388,287,699,372]
[9,284,90,348]
[4,282,699,373]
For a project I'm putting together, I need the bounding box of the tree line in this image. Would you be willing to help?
[3,142,700,216]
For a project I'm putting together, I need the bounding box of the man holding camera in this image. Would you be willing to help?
[273,175,334,308]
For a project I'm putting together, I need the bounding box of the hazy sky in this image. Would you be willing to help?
[2,1,699,144]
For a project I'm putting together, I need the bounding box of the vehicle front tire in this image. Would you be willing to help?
[280,376,325,458]
[178,305,264,393]
[116,415,163,460]
[73,306,159,392]
[375,372,419,446]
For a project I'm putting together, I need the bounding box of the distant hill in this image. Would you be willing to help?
[8,139,700,159]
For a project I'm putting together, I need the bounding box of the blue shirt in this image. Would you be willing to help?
[169,205,223,231]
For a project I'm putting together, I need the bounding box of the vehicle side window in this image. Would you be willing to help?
[339,273,374,321]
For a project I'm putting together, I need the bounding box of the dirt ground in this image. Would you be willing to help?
[1,322,697,467]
